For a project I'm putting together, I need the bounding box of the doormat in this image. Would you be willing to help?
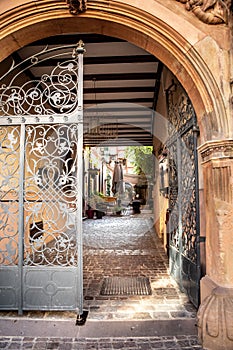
[100,276,152,296]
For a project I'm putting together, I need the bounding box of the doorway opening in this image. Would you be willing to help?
[0,33,203,318]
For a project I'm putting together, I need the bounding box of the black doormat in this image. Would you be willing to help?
[100,276,152,296]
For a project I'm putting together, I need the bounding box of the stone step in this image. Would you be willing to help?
[140,205,153,214]
[0,316,197,338]
[142,205,151,209]
[140,209,153,214]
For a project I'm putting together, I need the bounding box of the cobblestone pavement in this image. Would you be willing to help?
[0,335,203,349]
[0,212,204,349]
[82,213,197,321]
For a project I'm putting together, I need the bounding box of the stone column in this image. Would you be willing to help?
[197,140,233,350]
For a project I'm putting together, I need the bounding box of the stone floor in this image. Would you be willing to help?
[0,211,204,349]
[82,213,197,321]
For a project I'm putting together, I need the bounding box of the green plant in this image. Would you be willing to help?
[87,193,104,209]
[113,205,123,214]
[125,146,153,177]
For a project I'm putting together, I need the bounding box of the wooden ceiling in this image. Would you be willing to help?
[16,34,163,147]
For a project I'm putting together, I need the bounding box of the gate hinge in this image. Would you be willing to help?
[198,236,206,243]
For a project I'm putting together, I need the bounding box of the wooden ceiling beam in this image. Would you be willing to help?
[30,55,157,66]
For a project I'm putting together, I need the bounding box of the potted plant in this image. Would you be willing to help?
[95,209,105,219]
[86,193,106,219]
[87,193,104,209]
[113,205,123,216]
[86,205,95,219]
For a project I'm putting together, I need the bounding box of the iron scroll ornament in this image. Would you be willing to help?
[0,42,85,119]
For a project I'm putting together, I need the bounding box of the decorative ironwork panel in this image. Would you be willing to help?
[167,88,200,307]
[0,126,20,265]
[0,41,85,127]
[0,41,85,313]
[23,124,79,266]
[0,126,21,309]
[168,140,179,251]
[167,92,194,138]
[180,128,197,262]
[0,59,79,117]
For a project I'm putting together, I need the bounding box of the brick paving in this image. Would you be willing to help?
[0,335,203,349]
[0,211,204,349]
[82,213,197,321]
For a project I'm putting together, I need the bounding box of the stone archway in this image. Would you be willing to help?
[0,1,232,349]
[0,0,230,141]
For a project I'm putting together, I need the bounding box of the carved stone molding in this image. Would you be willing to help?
[198,140,233,163]
[66,0,87,15]
[175,0,231,25]
[197,281,233,350]
[203,165,233,203]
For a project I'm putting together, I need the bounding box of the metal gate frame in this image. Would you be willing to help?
[0,41,85,315]
[166,84,201,308]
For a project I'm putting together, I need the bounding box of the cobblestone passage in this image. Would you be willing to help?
[82,214,197,321]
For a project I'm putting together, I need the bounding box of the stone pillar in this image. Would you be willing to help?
[197,140,233,350]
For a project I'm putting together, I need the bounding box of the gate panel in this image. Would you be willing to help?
[168,139,181,284]
[0,126,21,309]
[22,123,81,310]
[166,88,201,307]
[180,127,200,305]
[0,41,85,313]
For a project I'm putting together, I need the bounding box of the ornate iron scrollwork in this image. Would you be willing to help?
[0,46,81,118]
[167,91,199,262]
[0,42,85,313]
[24,124,79,266]
[0,126,20,266]
[166,85,201,307]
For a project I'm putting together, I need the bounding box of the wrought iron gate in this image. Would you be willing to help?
[0,41,85,314]
[166,85,201,308]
